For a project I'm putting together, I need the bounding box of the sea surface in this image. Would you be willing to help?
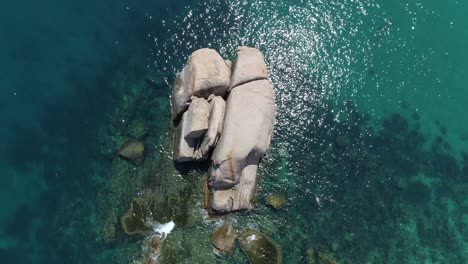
[1,0,467,263]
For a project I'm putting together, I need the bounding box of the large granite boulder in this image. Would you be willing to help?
[238,229,282,264]
[171,47,275,214]
[209,79,275,189]
[194,95,226,159]
[171,49,231,121]
[184,97,211,139]
[229,46,268,90]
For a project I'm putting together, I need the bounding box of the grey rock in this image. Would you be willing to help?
[210,164,259,213]
[171,49,231,121]
[184,97,211,139]
[229,47,268,91]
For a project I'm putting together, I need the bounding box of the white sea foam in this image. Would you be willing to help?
[246,234,257,243]
[153,220,175,239]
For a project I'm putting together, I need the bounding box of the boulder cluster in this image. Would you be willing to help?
[171,47,275,214]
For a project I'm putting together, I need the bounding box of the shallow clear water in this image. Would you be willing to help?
[1,0,467,263]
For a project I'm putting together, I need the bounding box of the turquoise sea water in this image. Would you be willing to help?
[1,0,467,263]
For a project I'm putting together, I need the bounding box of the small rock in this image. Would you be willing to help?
[316,251,338,264]
[126,120,149,139]
[144,235,161,264]
[238,229,281,264]
[335,135,350,148]
[118,140,145,165]
[266,193,287,209]
[211,223,237,255]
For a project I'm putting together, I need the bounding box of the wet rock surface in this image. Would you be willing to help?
[211,222,237,255]
[171,47,275,214]
[238,229,282,264]
[266,193,287,209]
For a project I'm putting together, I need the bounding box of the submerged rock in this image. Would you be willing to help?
[144,235,162,264]
[335,135,350,148]
[307,248,339,264]
[317,251,339,264]
[126,119,149,139]
[118,140,145,165]
[171,48,231,121]
[194,95,226,159]
[121,197,156,235]
[211,222,237,255]
[266,193,287,209]
[238,229,281,264]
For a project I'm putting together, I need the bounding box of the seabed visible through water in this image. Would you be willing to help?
[1,0,467,263]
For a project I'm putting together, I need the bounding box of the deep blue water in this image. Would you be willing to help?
[1,0,467,263]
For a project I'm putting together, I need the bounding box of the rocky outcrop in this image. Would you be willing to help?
[118,140,145,165]
[171,48,231,121]
[238,229,282,264]
[171,47,275,214]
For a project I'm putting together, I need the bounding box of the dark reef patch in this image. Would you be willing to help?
[402,181,431,207]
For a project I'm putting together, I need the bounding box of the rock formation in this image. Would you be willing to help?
[171,47,275,214]
[211,222,237,255]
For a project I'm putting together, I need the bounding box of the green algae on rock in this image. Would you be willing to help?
[121,196,158,235]
[118,140,145,165]
[211,222,238,255]
[265,193,287,209]
[239,229,281,264]
[126,119,149,139]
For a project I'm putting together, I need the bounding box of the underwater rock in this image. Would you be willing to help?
[118,140,145,165]
[266,193,287,209]
[335,135,350,148]
[121,197,156,235]
[307,248,339,264]
[229,46,269,90]
[211,222,238,255]
[171,48,231,121]
[184,96,211,139]
[144,235,161,264]
[194,95,226,159]
[121,194,186,236]
[316,252,339,264]
[126,119,149,139]
[209,79,275,189]
[238,229,281,264]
